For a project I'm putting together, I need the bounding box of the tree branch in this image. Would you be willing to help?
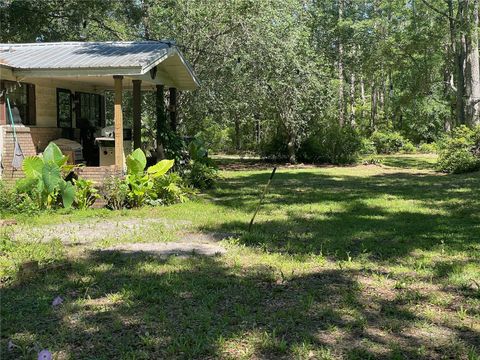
[420,0,456,21]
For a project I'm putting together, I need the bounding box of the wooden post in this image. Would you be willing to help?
[132,79,142,150]
[156,84,166,159]
[113,75,124,169]
[169,87,177,131]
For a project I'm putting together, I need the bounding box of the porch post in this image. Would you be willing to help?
[169,87,177,131]
[156,84,166,159]
[113,75,124,169]
[132,79,142,150]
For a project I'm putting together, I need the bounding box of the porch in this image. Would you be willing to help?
[0,41,199,183]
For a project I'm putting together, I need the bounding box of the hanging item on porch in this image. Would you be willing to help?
[6,97,24,170]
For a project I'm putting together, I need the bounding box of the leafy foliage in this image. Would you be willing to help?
[185,138,218,189]
[437,125,480,174]
[297,124,362,164]
[15,143,76,209]
[370,131,409,155]
[73,178,100,210]
[151,172,195,205]
[125,149,175,207]
[100,176,129,210]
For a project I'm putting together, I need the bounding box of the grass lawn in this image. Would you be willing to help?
[1,154,479,359]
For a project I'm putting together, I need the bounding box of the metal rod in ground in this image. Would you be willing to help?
[248,167,277,232]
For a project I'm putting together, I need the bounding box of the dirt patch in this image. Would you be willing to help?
[101,241,227,258]
[13,218,232,258]
[13,218,192,244]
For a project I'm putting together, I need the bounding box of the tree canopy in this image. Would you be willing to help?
[1,0,479,159]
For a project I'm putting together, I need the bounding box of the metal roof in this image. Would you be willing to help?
[0,41,199,90]
[0,41,173,70]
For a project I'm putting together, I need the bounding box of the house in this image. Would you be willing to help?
[0,41,199,183]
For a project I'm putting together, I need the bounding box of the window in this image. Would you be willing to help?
[76,92,105,128]
[57,89,72,128]
[0,80,36,125]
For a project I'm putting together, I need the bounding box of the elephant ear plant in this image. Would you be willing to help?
[125,148,174,207]
[16,142,76,209]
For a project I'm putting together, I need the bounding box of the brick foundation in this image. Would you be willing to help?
[74,166,122,186]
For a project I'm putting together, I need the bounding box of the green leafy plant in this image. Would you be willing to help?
[185,137,219,189]
[418,142,437,154]
[186,161,219,190]
[73,178,100,209]
[297,124,361,164]
[359,138,377,155]
[437,125,480,174]
[401,140,416,153]
[151,172,195,205]
[101,176,129,210]
[15,142,76,209]
[125,148,175,207]
[370,131,408,154]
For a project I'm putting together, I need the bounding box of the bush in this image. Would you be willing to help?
[185,137,219,189]
[186,161,219,189]
[73,178,100,210]
[401,140,416,153]
[437,125,480,174]
[0,180,40,215]
[418,142,437,154]
[370,131,408,154]
[101,176,129,210]
[297,124,361,164]
[152,172,195,205]
[360,138,377,155]
[259,129,289,161]
[0,181,16,212]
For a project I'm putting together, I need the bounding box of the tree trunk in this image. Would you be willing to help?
[371,82,377,131]
[465,0,480,126]
[360,76,366,121]
[234,117,241,150]
[449,0,467,125]
[142,0,150,40]
[350,72,356,125]
[338,0,345,126]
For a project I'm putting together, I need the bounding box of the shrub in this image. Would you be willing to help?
[370,131,408,154]
[186,161,219,189]
[152,172,195,205]
[418,142,437,154]
[124,149,175,207]
[101,149,178,209]
[101,176,129,210]
[0,181,17,212]
[185,137,219,189]
[360,138,377,155]
[297,124,361,164]
[73,178,100,210]
[259,129,289,161]
[0,179,40,216]
[401,140,416,153]
[437,125,480,174]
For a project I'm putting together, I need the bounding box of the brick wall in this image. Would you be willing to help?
[1,126,37,182]
[75,166,122,186]
[30,127,62,151]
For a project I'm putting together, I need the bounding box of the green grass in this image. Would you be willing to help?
[1,154,479,359]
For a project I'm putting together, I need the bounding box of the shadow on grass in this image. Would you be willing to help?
[374,155,437,170]
[1,251,478,359]
[207,169,480,260]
